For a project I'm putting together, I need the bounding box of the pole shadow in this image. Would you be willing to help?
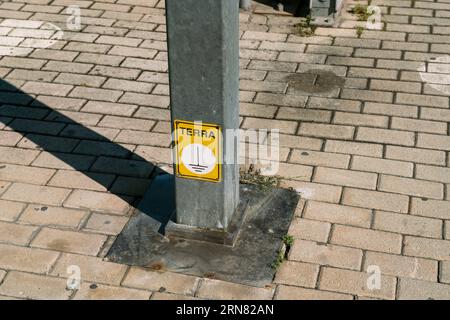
[0,79,173,229]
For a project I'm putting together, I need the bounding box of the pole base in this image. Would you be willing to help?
[106,177,300,287]
[165,196,248,247]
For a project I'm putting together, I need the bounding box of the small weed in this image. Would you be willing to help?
[271,235,295,270]
[271,248,285,270]
[349,4,371,21]
[356,26,365,37]
[240,165,279,191]
[294,15,317,37]
[282,234,294,247]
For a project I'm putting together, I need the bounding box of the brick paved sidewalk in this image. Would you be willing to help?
[0,0,449,300]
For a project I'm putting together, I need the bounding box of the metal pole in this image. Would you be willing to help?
[165,0,240,232]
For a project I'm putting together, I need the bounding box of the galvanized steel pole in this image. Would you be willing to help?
[165,0,240,232]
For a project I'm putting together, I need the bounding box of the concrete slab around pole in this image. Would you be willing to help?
[106,180,300,287]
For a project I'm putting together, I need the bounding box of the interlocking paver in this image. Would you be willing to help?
[275,285,353,300]
[19,204,88,228]
[122,267,199,296]
[52,253,127,286]
[0,271,71,300]
[196,279,274,300]
[363,251,438,282]
[398,278,450,300]
[0,243,59,274]
[74,283,150,300]
[290,239,363,270]
[319,267,397,300]
[31,227,107,256]
[331,225,403,254]
[0,200,25,222]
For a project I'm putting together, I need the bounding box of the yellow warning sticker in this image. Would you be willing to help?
[174,120,221,183]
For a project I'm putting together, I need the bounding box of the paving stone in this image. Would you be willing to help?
[391,117,448,134]
[280,180,342,203]
[64,190,131,215]
[397,93,448,109]
[17,134,73,153]
[386,146,446,166]
[90,156,154,178]
[196,279,274,300]
[111,175,152,197]
[378,175,444,200]
[319,267,397,300]
[441,261,450,284]
[31,152,96,171]
[298,123,354,140]
[333,112,389,128]
[0,271,71,300]
[274,261,319,288]
[274,163,313,181]
[50,170,113,192]
[8,119,65,135]
[0,243,59,274]
[0,181,9,196]
[290,149,349,169]
[2,183,70,206]
[254,92,307,107]
[290,239,363,270]
[398,278,450,300]
[83,213,128,235]
[115,130,170,147]
[342,188,409,213]
[373,211,442,238]
[0,200,26,222]
[0,164,55,185]
[363,102,418,118]
[275,285,353,300]
[356,127,415,146]
[53,72,106,88]
[404,236,450,261]
[415,165,450,184]
[123,267,199,296]
[103,78,155,93]
[19,204,87,228]
[417,133,450,152]
[288,218,331,242]
[324,140,382,157]
[314,167,377,189]
[0,146,39,166]
[73,140,132,158]
[83,101,137,116]
[0,221,37,245]
[242,117,297,135]
[70,79,125,100]
[411,198,450,220]
[363,251,438,282]
[31,228,107,256]
[331,225,402,254]
[351,156,413,177]
[100,116,155,135]
[52,253,128,286]
[304,201,372,228]
[151,292,200,300]
[74,283,150,300]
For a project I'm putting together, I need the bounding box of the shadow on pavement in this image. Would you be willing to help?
[0,79,172,226]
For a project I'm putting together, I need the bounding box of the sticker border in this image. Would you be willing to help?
[174,120,222,183]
